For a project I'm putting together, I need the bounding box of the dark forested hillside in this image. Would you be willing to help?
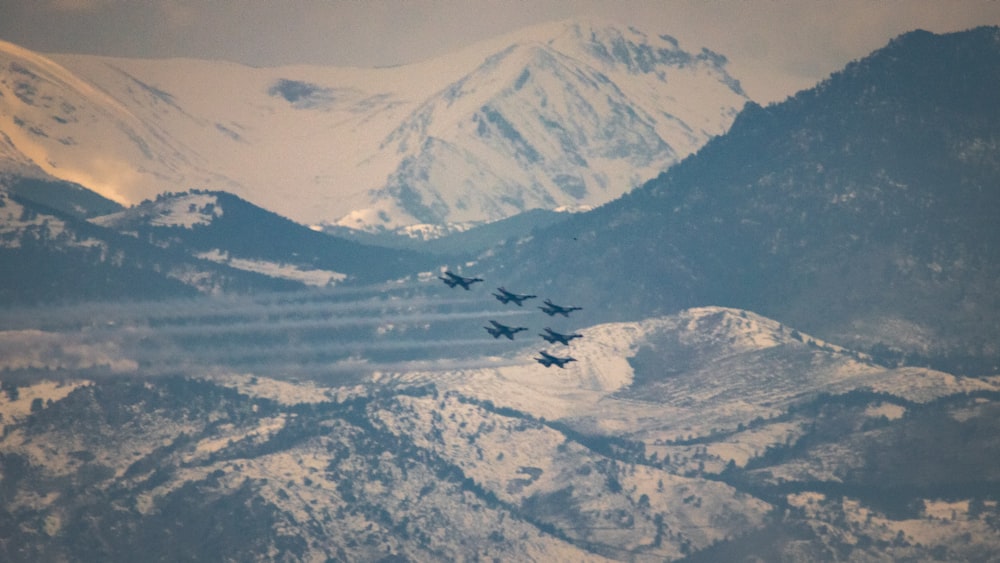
[0,187,314,305]
[0,185,440,305]
[95,190,438,283]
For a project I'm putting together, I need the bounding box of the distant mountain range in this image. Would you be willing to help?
[0,19,747,235]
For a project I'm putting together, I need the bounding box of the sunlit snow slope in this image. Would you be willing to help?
[0,19,747,233]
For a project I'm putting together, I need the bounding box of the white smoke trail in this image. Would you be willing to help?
[0,279,548,381]
[133,337,524,363]
[0,283,488,331]
[119,309,532,337]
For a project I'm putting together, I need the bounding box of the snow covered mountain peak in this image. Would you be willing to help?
[339,19,748,233]
[548,18,725,74]
[1,20,749,234]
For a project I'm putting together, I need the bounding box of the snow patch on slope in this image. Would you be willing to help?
[196,249,346,287]
[0,379,88,430]
[92,192,223,229]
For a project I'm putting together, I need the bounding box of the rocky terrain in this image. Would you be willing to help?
[1,307,998,561]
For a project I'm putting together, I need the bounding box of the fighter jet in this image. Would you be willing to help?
[493,287,537,306]
[535,350,576,368]
[538,299,582,317]
[484,320,528,340]
[539,327,583,345]
[438,271,484,290]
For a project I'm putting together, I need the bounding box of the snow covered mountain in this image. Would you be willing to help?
[0,19,747,234]
[3,305,998,560]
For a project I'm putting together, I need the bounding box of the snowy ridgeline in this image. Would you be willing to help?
[0,19,747,234]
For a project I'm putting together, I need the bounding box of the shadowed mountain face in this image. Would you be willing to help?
[483,27,1000,373]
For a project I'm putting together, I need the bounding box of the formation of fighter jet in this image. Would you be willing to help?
[538,299,582,317]
[539,327,583,345]
[493,287,537,306]
[534,350,576,368]
[484,320,528,340]
[439,271,484,290]
[435,270,583,368]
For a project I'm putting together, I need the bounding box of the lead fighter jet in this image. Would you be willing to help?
[438,271,484,290]
[493,287,537,306]
[535,350,576,368]
[538,299,582,317]
[484,320,528,340]
[539,327,583,345]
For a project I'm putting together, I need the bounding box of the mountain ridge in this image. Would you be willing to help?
[0,182,438,305]
[91,189,437,284]
[0,19,747,233]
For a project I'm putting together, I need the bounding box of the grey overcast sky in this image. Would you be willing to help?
[1,0,999,103]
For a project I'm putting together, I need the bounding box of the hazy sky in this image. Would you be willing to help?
[2,0,999,103]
